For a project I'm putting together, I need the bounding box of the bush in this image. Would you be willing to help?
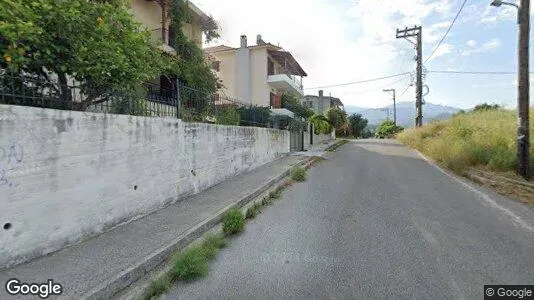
[290,166,307,182]
[238,106,271,127]
[222,209,245,235]
[375,120,403,138]
[216,106,240,125]
[170,246,209,281]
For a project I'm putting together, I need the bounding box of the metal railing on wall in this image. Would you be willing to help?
[0,70,289,129]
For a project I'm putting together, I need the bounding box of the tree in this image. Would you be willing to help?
[326,108,347,130]
[348,113,369,138]
[168,0,220,93]
[375,120,403,139]
[1,0,166,108]
[309,114,331,134]
[281,92,314,119]
[473,103,501,112]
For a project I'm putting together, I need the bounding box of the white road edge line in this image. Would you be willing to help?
[414,149,534,234]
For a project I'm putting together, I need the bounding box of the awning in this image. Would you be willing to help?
[268,50,307,77]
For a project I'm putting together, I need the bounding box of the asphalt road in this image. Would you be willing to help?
[165,139,534,300]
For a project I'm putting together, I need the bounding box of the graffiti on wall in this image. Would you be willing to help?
[0,140,23,188]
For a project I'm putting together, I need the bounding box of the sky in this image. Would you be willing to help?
[193,0,530,109]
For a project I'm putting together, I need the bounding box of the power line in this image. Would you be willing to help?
[425,0,469,63]
[342,74,412,95]
[428,70,518,74]
[398,84,412,99]
[304,72,412,90]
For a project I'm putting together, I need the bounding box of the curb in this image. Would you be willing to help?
[83,155,315,300]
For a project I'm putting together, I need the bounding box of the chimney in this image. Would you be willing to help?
[240,35,247,48]
[319,90,324,97]
[257,34,264,45]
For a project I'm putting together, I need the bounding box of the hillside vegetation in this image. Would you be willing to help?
[397,108,534,175]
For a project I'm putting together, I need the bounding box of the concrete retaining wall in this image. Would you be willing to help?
[0,105,290,268]
[314,133,333,145]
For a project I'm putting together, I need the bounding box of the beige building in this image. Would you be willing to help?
[128,0,213,94]
[129,0,209,55]
[205,35,307,110]
[302,90,344,116]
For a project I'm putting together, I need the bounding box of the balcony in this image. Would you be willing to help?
[149,28,177,56]
[267,73,304,96]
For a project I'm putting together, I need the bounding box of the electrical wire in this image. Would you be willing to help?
[397,83,412,99]
[428,70,518,74]
[341,74,412,95]
[304,72,412,90]
[425,0,469,63]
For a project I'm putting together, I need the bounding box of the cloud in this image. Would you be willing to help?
[425,21,452,44]
[466,39,477,47]
[483,38,502,50]
[428,43,455,60]
[461,38,502,56]
[478,5,516,26]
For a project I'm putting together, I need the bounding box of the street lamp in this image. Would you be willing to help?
[491,0,519,8]
[491,0,520,23]
[490,0,530,179]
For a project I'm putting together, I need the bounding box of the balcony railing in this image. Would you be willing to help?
[267,73,304,95]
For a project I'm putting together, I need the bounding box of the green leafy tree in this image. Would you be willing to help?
[168,0,219,93]
[1,0,166,108]
[281,92,314,119]
[326,108,347,130]
[375,120,404,139]
[309,114,331,134]
[348,113,369,138]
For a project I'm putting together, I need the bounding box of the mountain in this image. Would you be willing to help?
[344,105,368,113]
[345,102,461,128]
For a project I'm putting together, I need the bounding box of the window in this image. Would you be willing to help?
[211,61,220,72]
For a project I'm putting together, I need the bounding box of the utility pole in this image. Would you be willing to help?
[491,0,531,179]
[518,0,530,179]
[383,89,396,126]
[396,26,423,127]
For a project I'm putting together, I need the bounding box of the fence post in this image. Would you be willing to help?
[175,79,180,119]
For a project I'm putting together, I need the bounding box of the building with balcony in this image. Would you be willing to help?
[129,0,210,55]
[302,90,344,116]
[205,35,307,111]
[128,0,214,103]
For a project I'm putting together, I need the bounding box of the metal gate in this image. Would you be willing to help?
[290,129,303,151]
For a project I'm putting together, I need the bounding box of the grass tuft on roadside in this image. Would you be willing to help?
[170,245,209,282]
[142,275,171,300]
[222,209,245,235]
[200,233,227,260]
[290,166,307,182]
[245,202,262,219]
